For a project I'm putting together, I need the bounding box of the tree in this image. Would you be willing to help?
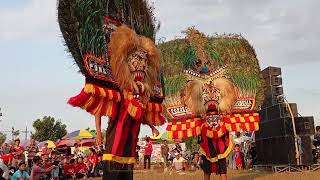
[183,136,199,152]
[0,132,6,145]
[85,127,103,138]
[85,127,96,135]
[32,116,67,141]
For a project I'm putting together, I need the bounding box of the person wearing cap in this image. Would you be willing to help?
[11,161,29,180]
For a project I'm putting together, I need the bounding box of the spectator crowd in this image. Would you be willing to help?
[0,134,258,179]
[135,135,256,174]
[0,138,104,180]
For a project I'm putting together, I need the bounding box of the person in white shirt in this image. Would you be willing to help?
[233,132,244,146]
[172,153,186,171]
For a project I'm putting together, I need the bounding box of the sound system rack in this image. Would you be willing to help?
[255,66,316,168]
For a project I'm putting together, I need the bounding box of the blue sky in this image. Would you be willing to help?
[0,0,319,139]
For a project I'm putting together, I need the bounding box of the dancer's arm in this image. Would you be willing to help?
[95,114,102,145]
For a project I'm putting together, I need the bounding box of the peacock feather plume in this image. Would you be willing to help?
[159,28,265,110]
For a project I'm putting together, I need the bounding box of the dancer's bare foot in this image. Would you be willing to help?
[203,172,210,180]
[220,174,227,180]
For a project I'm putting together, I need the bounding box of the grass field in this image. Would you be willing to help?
[92,169,320,180]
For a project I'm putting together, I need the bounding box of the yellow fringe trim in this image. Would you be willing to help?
[103,154,136,164]
[199,133,234,163]
[83,83,120,101]
[127,103,138,118]
[201,122,227,139]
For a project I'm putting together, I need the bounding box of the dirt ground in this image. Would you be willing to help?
[134,169,320,180]
[92,169,320,180]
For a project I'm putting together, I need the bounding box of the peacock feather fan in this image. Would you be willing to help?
[159,27,265,111]
[57,0,159,76]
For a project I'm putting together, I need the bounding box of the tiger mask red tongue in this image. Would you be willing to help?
[108,25,160,104]
[207,101,218,111]
[133,71,145,82]
[128,47,148,82]
[182,78,237,116]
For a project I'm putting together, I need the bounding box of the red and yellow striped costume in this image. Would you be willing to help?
[68,83,165,164]
[167,113,259,163]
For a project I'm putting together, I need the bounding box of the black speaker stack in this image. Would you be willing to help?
[256,66,315,165]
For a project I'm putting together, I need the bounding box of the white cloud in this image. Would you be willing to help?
[0,0,58,41]
[151,0,320,66]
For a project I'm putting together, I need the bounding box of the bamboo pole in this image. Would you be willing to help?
[286,101,300,165]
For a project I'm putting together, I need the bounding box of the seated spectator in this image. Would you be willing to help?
[94,155,103,177]
[172,153,186,171]
[64,159,76,179]
[11,161,29,180]
[191,153,201,170]
[168,150,175,162]
[31,156,55,180]
[74,157,87,179]
[181,150,187,159]
[83,157,90,170]
[174,143,182,153]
